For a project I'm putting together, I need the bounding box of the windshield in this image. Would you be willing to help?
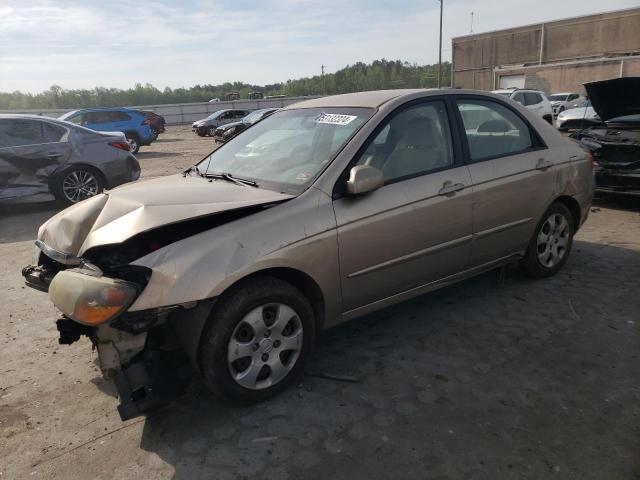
[206,111,223,120]
[494,92,511,97]
[196,107,373,194]
[548,94,569,101]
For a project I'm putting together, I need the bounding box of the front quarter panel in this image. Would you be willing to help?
[129,188,342,326]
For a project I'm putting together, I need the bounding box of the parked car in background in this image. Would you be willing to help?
[213,108,279,143]
[548,92,584,116]
[192,109,250,136]
[0,114,139,205]
[209,98,220,103]
[572,77,640,195]
[23,89,593,419]
[58,108,153,154]
[492,88,553,123]
[556,100,601,131]
[139,110,166,141]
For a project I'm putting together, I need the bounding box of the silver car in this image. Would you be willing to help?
[23,89,594,419]
[0,114,140,205]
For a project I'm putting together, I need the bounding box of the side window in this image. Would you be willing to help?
[568,94,578,101]
[42,123,67,143]
[110,111,131,122]
[512,92,526,105]
[85,112,108,124]
[524,93,540,106]
[353,100,454,183]
[456,99,535,162]
[0,120,43,147]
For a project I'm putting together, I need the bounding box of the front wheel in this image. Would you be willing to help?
[199,277,315,404]
[519,202,574,278]
[207,126,217,137]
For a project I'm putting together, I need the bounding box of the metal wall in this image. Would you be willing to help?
[452,7,640,93]
[0,96,322,125]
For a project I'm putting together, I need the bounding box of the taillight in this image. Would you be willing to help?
[109,141,130,152]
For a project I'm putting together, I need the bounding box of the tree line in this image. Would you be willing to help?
[0,59,452,110]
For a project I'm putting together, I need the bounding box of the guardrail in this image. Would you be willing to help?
[0,96,323,125]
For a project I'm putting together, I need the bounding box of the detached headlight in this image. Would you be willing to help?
[49,269,139,326]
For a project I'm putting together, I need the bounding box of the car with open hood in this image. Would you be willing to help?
[571,77,640,195]
[23,89,593,420]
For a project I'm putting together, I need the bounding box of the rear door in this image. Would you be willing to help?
[0,119,71,200]
[453,96,555,266]
[333,98,473,313]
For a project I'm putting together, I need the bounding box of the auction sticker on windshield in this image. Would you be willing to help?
[315,113,358,126]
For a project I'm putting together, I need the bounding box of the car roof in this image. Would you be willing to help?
[0,113,67,122]
[283,89,430,109]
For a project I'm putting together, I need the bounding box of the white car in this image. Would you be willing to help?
[492,89,553,123]
[556,100,601,131]
[548,93,584,116]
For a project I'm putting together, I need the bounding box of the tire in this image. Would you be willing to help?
[543,114,553,124]
[207,126,217,137]
[199,276,315,404]
[125,133,140,153]
[150,127,159,141]
[519,202,574,278]
[52,166,105,206]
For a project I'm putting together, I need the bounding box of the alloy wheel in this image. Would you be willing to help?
[536,213,570,268]
[227,303,303,390]
[61,169,99,203]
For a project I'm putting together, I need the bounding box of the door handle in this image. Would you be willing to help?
[47,153,63,159]
[438,182,465,196]
[536,158,553,171]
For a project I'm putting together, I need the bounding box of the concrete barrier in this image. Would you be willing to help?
[0,96,323,125]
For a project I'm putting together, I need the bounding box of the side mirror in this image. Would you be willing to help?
[346,165,384,195]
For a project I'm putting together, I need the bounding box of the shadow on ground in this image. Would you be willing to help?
[135,240,640,480]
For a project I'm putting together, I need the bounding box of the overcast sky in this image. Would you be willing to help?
[0,0,637,93]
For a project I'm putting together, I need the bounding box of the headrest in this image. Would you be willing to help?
[477,119,511,133]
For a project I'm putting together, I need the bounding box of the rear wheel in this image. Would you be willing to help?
[150,127,159,141]
[125,134,140,153]
[53,166,104,206]
[199,277,315,404]
[520,202,574,278]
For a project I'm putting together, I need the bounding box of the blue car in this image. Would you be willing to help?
[59,108,153,153]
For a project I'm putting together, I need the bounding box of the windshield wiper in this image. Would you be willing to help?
[203,171,259,187]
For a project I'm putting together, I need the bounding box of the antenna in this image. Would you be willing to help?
[470,12,474,34]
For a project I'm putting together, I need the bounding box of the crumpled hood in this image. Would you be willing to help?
[585,77,640,121]
[38,174,294,257]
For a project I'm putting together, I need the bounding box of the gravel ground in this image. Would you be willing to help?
[0,126,639,479]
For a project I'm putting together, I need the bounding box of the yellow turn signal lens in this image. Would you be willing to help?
[49,270,138,326]
[73,304,123,326]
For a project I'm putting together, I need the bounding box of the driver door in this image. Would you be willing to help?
[332,99,473,313]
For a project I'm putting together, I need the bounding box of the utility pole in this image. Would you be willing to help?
[437,0,443,88]
[321,64,326,95]
[470,11,474,34]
